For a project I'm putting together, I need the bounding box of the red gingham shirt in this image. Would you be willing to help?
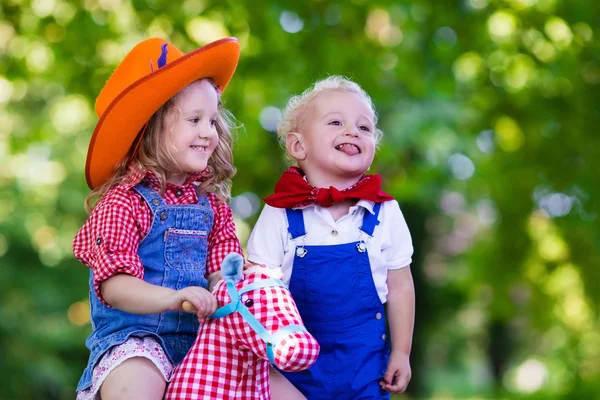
[73,171,242,303]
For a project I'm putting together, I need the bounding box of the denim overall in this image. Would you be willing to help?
[77,183,213,391]
[281,203,390,399]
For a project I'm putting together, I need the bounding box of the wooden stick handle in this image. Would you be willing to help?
[182,300,196,313]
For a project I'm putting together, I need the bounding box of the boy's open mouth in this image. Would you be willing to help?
[335,143,361,155]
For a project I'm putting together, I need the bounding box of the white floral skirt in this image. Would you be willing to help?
[76,336,175,400]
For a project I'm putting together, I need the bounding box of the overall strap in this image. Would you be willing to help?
[359,202,382,237]
[133,183,164,213]
[193,185,210,206]
[285,208,306,239]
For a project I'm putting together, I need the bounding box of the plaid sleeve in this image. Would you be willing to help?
[205,193,243,275]
[73,186,145,305]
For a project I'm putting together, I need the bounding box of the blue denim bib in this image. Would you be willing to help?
[77,183,213,392]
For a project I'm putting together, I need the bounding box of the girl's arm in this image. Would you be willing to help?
[381,266,415,393]
[101,274,217,317]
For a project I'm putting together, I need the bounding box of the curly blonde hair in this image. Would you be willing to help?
[277,75,383,163]
[85,78,236,213]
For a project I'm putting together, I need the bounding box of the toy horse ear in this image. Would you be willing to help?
[221,253,244,283]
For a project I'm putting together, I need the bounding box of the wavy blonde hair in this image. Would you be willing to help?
[277,75,383,164]
[85,78,236,213]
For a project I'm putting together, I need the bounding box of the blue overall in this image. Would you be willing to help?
[77,183,213,392]
[281,204,390,399]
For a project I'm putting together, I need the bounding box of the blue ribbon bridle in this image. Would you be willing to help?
[209,278,308,365]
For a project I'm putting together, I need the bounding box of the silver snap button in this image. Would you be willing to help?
[160,212,168,221]
[375,312,382,320]
[175,189,183,197]
[331,230,338,237]
[204,215,210,223]
[357,242,367,253]
[96,237,102,245]
[152,198,160,206]
[296,247,308,258]
[382,334,387,340]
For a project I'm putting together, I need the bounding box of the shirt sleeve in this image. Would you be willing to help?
[206,193,243,275]
[381,200,414,270]
[72,187,145,304]
[247,204,288,269]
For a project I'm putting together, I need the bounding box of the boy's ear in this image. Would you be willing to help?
[286,132,307,161]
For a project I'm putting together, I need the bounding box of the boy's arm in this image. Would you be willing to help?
[381,266,415,393]
[246,204,287,269]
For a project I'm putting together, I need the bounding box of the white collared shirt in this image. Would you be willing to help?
[246,200,413,303]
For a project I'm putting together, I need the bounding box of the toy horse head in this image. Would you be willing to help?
[213,253,320,371]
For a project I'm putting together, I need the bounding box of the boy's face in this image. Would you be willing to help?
[294,90,377,184]
[167,79,219,185]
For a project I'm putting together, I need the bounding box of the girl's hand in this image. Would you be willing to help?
[165,286,218,321]
[380,351,411,394]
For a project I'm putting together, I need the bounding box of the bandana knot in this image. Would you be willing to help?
[315,187,345,207]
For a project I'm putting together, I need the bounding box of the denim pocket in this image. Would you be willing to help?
[164,228,208,270]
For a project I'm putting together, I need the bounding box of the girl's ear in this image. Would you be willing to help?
[286,132,307,161]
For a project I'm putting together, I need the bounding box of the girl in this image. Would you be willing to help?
[248,76,416,399]
[74,37,243,400]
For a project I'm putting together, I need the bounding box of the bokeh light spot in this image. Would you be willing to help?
[494,115,523,152]
[68,301,90,326]
[468,0,489,9]
[0,77,13,103]
[488,11,518,43]
[50,95,93,135]
[366,9,403,47]
[453,52,483,82]
[545,17,572,49]
[280,11,304,34]
[0,22,16,50]
[31,0,55,17]
[259,106,283,133]
[448,154,475,180]
[26,43,55,74]
[186,17,230,45]
[514,359,548,393]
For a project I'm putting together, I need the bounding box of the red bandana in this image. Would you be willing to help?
[264,167,394,209]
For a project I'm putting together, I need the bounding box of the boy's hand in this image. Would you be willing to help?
[380,351,411,394]
[165,286,218,321]
[244,261,265,269]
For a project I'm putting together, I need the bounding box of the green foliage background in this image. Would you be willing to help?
[1,0,598,399]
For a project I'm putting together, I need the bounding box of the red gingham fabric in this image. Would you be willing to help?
[165,267,320,400]
[73,171,242,304]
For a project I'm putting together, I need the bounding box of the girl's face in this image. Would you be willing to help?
[295,90,377,186]
[167,79,219,185]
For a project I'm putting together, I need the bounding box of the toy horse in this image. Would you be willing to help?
[165,253,320,399]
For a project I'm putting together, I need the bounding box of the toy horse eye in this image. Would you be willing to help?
[244,299,254,307]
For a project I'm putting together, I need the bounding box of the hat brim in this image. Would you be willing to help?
[85,38,240,189]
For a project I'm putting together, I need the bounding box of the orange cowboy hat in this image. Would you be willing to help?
[85,37,240,189]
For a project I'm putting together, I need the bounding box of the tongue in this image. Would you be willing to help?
[338,144,359,156]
